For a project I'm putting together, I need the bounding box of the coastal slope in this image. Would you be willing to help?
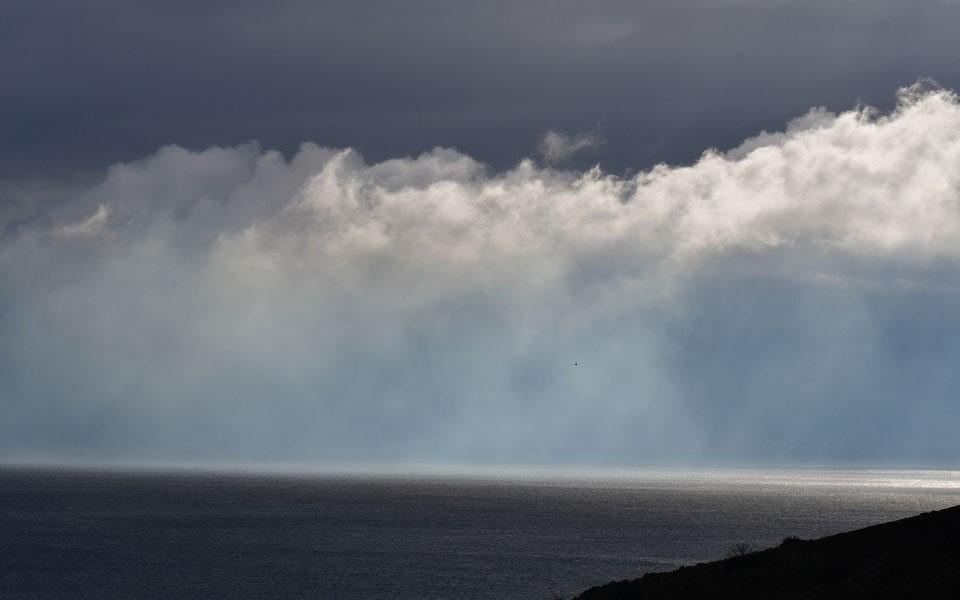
[574,504,960,599]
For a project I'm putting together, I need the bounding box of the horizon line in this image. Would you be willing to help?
[2,457,958,478]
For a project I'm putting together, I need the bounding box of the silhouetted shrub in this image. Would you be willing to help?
[780,536,803,546]
[726,542,755,557]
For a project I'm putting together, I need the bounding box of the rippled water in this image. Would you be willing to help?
[1,466,957,599]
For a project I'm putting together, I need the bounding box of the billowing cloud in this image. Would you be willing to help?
[538,130,604,164]
[3,83,960,465]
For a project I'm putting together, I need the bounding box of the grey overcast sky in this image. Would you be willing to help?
[4,0,960,178]
[4,1,960,467]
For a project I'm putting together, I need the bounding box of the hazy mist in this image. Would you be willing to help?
[3,84,960,465]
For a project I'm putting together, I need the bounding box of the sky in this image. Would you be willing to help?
[3,1,960,467]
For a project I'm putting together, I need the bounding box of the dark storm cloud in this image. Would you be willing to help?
[3,0,960,179]
[4,85,960,465]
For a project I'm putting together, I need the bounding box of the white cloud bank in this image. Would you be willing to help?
[3,82,960,465]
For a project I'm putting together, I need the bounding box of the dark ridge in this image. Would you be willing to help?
[573,504,960,599]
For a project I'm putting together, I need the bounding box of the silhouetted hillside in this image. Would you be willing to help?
[574,504,960,599]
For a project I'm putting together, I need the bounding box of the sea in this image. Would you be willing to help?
[1,465,958,599]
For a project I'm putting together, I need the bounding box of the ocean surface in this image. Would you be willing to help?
[1,466,958,599]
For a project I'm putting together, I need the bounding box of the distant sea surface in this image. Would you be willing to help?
[1,466,958,599]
